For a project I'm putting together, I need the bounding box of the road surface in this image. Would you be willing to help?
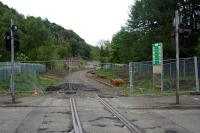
[0,70,199,133]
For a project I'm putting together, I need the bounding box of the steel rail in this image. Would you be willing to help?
[70,97,83,133]
[97,96,143,133]
[73,98,83,133]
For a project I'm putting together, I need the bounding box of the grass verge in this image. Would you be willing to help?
[95,69,117,80]
[0,73,60,94]
[94,69,197,96]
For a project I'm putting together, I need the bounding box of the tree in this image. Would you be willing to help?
[16,53,30,61]
[177,0,200,57]
[0,2,93,61]
[111,0,196,63]
[90,46,100,60]
[97,40,111,62]
[111,28,147,63]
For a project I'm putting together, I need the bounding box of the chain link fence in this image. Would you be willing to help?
[98,57,200,95]
[1,57,200,95]
[0,60,69,93]
[100,63,129,81]
[130,57,200,94]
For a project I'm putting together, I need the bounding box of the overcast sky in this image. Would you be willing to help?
[1,0,134,46]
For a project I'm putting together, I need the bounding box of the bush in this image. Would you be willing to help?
[111,78,125,86]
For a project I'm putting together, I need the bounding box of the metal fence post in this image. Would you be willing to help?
[161,62,164,92]
[139,63,142,76]
[129,62,133,94]
[170,62,172,77]
[183,60,186,77]
[194,56,199,92]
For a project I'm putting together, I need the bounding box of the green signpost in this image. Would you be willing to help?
[152,43,162,65]
[152,42,163,91]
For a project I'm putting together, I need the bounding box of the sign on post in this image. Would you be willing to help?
[152,43,163,91]
[152,43,163,74]
[153,43,162,65]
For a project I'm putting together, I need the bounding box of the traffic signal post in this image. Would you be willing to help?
[10,19,15,104]
[175,11,180,104]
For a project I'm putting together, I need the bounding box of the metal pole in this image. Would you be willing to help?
[183,60,186,77]
[161,44,164,91]
[194,56,199,92]
[170,63,172,77]
[10,19,15,103]
[129,62,133,94]
[69,58,72,91]
[175,11,180,104]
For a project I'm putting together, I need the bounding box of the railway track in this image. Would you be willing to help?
[97,95,144,133]
[70,97,83,133]
[62,82,143,133]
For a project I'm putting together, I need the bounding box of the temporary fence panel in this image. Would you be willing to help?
[128,57,199,95]
[0,60,70,93]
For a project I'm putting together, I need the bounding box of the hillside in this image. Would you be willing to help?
[0,1,91,61]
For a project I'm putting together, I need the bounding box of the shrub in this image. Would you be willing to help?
[111,78,125,86]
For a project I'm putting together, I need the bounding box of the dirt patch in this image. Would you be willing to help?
[87,73,128,96]
[46,83,99,93]
[46,86,61,91]
[45,72,68,79]
[87,73,112,86]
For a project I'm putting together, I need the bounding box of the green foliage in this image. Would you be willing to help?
[35,45,59,60]
[197,37,200,56]
[16,53,30,61]
[97,40,111,63]
[111,28,147,63]
[95,69,117,80]
[0,2,92,61]
[0,80,8,91]
[0,73,60,92]
[90,46,100,60]
[55,43,71,59]
[38,74,60,89]
[110,0,200,63]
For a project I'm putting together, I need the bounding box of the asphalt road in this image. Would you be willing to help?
[0,70,199,133]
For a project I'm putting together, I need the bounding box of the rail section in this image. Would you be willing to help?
[70,97,83,133]
[97,96,144,133]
